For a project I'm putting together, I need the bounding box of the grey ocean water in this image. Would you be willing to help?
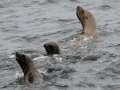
[0,0,120,90]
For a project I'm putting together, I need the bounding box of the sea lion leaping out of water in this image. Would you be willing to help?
[16,52,41,83]
[76,6,96,38]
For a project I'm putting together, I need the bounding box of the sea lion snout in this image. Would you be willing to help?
[76,6,88,20]
[44,42,60,55]
[76,6,84,14]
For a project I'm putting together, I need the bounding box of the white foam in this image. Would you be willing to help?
[9,55,15,59]
[33,56,47,61]
[15,72,23,79]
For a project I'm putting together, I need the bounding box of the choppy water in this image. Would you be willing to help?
[0,0,120,90]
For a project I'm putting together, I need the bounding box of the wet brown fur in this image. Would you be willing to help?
[76,6,96,38]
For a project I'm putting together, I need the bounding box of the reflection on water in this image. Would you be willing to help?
[0,0,120,90]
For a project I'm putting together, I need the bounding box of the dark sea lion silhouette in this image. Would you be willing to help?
[16,52,40,83]
[44,42,60,55]
[76,6,96,38]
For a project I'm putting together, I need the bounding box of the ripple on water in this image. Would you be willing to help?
[97,4,112,10]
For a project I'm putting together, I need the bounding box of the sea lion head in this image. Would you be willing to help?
[16,52,31,75]
[44,42,60,55]
[76,6,96,37]
[76,6,88,30]
[16,52,39,83]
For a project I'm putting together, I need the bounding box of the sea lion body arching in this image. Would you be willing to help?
[16,52,40,83]
[76,6,96,38]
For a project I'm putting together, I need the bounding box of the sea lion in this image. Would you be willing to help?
[16,52,40,83]
[44,42,60,55]
[76,6,96,38]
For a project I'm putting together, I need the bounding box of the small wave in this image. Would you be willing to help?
[97,5,112,10]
